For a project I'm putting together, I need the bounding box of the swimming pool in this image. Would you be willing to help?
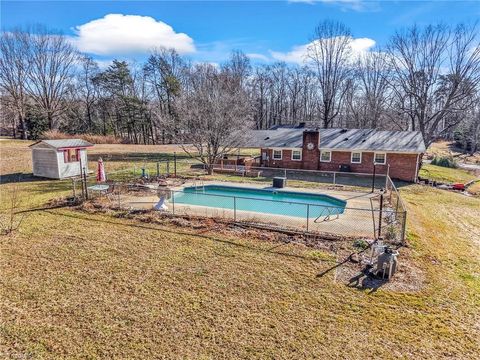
[172,185,346,218]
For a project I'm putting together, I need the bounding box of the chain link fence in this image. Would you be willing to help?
[70,175,407,243]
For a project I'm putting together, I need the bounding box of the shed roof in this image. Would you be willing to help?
[30,139,94,149]
[242,128,426,153]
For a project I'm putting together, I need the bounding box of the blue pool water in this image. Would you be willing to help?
[172,185,346,218]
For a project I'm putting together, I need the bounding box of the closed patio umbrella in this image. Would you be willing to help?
[96,157,106,182]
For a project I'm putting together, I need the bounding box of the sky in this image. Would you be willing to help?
[1,0,479,66]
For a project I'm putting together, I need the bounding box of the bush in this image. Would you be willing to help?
[430,156,458,169]
[353,239,369,250]
[41,130,126,144]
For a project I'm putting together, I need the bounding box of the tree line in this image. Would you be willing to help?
[1,21,479,153]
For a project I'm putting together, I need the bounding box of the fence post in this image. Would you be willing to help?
[72,178,76,198]
[83,167,89,200]
[167,160,170,175]
[171,190,175,214]
[117,185,121,208]
[378,189,384,238]
[156,161,160,177]
[401,210,407,244]
[333,172,336,185]
[306,204,310,232]
[371,164,377,193]
[385,165,390,189]
[174,152,177,177]
[233,196,237,222]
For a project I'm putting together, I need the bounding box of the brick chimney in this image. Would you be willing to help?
[302,129,320,170]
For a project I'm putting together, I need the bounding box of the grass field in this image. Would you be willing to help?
[419,163,478,184]
[1,140,480,359]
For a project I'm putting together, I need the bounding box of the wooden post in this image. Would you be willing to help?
[156,161,160,177]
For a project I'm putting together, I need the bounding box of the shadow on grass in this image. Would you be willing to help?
[42,208,332,264]
[89,152,192,162]
[347,268,388,294]
[316,247,388,294]
[0,172,45,184]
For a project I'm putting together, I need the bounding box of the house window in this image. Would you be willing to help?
[291,150,302,161]
[320,150,331,162]
[64,149,80,163]
[374,152,386,165]
[351,152,362,164]
[273,149,282,160]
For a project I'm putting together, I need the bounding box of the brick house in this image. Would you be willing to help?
[244,126,426,182]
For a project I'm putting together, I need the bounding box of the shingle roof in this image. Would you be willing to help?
[242,128,426,153]
[30,139,94,149]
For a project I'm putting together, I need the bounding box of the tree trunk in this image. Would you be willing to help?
[19,114,27,139]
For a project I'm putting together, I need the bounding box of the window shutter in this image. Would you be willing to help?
[76,149,80,161]
[63,150,68,163]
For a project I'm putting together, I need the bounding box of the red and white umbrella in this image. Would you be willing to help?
[96,157,106,182]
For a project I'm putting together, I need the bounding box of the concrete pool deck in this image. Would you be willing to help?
[120,180,384,238]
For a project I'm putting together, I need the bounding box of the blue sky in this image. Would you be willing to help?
[1,1,479,65]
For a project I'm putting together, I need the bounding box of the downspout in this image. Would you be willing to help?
[414,153,421,182]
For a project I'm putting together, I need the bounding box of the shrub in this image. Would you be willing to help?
[430,156,458,169]
[41,130,126,144]
[353,239,369,250]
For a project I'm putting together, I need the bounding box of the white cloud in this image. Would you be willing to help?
[289,0,377,12]
[246,53,270,62]
[270,37,376,65]
[71,14,195,55]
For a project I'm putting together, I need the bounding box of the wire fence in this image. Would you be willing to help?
[71,175,407,243]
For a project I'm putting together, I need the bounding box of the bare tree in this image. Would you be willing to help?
[0,181,27,235]
[144,48,187,143]
[0,30,30,139]
[78,56,100,132]
[307,20,353,128]
[355,51,392,128]
[387,23,480,146]
[175,63,253,174]
[25,27,79,130]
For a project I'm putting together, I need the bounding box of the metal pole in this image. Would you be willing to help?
[306,204,309,232]
[333,172,336,185]
[171,190,175,214]
[385,164,390,189]
[378,190,384,238]
[234,196,237,222]
[83,167,89,200]
[401,211,407,244]
[167,160,170,175]
[156,161,160,177]
[371,164,376,193]
[72,178,76,198]
[79,157,85,199]
[174,152,177,177]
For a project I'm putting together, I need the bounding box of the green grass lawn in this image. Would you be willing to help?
[419,163,478,183]
[1,140,480,358]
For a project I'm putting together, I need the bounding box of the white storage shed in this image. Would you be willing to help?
[30,139,94,179]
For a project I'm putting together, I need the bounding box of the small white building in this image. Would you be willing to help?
[30,139,94,179]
